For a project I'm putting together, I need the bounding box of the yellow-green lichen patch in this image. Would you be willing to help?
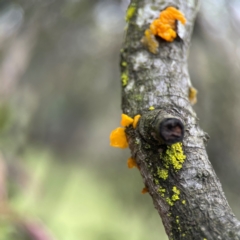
[182,200,186,204]
[157,167,168,180]
[121,61,127,67]
[157,186,166,197]
[172,186,180,202]
[176,216,179,224]
[166,197,174,206]
[134,94,143,101]
[149,106,155,110]
[121,72,128,86]
[125,4,136,22]
[172,194,179,201]
[161,143,186,170]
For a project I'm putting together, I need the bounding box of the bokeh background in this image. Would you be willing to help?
[0,0,240,239]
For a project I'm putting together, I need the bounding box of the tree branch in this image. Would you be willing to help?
[120,0,240,239]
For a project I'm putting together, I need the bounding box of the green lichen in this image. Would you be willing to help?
[134,94,143,101]
[172,186,180,202]
[150,6,159,11]
[125,5,136,22]
[157,167,168,180]
[161,143,186,170]
[182,200,186,204]
[121,61,127,67]
[172,194,180,201]
[135,138,140,145]
[172,186,180,195]
[166,197,174,206]
[157,186,166,197]
[121,72,128,86]
[144,143,151,149]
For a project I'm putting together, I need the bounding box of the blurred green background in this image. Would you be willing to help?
[0,0,240,239]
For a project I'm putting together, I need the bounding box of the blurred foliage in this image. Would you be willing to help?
[0,103,10,132]
[0,0,239,239]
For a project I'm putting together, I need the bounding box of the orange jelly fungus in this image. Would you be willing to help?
[150,6,186,42]
[127,157,138,168]
[110,127,128,148]
[141,187,149,194]
[121,114,134,127]
[143,7,186,53]
[133,115,141,129]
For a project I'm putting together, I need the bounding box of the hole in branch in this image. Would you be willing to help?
[159,118,184,145]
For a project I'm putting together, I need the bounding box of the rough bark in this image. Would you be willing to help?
[121,0,240,239]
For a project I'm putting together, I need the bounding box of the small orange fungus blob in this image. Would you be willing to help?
[110,127,128,148]
[121,114,134,127]
[127,157,138,168]
[133,114,141,129]
[189,86,198,105]
[141,187,149,194]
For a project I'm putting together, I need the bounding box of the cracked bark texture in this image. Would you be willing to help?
[121,0,240,239]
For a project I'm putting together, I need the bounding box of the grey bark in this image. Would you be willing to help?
[121,0,240,239]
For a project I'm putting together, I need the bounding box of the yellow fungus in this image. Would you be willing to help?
[110,127,128,148]
[141,187,148,194]
[150,7,186,42]
[133,114,141,129]
[189,86,198,105]
[127,157,138,169]
[142,7,186,53]
[110,114,141,150]
[149,106,155,110]
[121,114,134,127]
